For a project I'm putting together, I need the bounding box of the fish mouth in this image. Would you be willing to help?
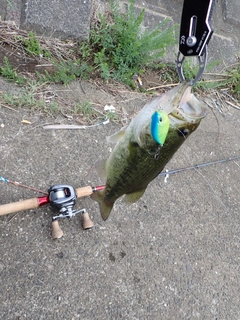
[168,81,207,125]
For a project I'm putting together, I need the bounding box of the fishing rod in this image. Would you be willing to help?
[158,155,240,177]
[0,183,104,239]
[1,155,239,238]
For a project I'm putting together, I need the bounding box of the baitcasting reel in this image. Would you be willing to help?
[48,184,94,239]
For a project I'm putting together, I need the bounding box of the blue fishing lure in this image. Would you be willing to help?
[150,111,170,146]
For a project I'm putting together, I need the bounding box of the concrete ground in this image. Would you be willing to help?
[0,75,240,319]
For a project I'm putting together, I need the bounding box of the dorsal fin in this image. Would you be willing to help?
[107,125,128,144]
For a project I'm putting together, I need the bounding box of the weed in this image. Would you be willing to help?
[42,101,59,116]
[2,91,58,115]
[6,0,14,8]
[106,110,119,122]
[189,60,237,91]
[2,91,35,109]
[79,101,94,116]
[0,57,26,84]
[72,101,119,123]
[38,60,93,85]
[19,31,51,57]
[75,101,98,118]
[79,42,92,60]
[224,64,240,97]
[157,63,179,83]
[1,81,59,115]
[81,0,176,84]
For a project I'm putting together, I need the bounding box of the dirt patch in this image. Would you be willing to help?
[0,40,171,90]
[0,19,178,89]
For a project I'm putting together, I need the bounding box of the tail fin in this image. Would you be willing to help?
[91,191,113,221]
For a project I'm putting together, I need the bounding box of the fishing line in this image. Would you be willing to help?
[0,176,48,195]
[233,160,240,168]
[158,155,240,177]
[204,97,221,143]
[161,123,238,211]
[193,167,229,211]
[164,143,237,211]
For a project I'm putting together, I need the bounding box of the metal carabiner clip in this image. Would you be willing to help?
[176,46,208,86]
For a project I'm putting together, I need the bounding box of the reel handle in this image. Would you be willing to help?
[52,220,64,239]
[82,212,94,230]
[52,211,93,239]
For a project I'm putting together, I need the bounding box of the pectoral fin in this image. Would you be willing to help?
[122,188,146,204]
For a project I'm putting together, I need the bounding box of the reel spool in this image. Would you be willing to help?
[48,185,94,239]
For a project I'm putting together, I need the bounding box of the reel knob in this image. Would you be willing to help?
[82,212,94,230]
[52,220,64,239]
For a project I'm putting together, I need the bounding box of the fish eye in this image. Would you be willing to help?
[159,117,163,122]
[178,128,190,137]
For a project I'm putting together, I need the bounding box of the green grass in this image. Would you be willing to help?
[75,101,96,117]
[80,0,176,85]
[225,64,240,97]
[18,31,51,57]
[1,83,59,116]
[0,57,26,84]
[193,62,240,96]
[37,60,93,85]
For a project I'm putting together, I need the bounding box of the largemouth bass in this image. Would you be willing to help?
[91,81,207,220]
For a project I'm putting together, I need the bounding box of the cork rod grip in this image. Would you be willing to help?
[0,185,95,217]
[0,198,40,216]
[76,186,93,198]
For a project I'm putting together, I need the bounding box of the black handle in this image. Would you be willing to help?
[179,0,215,56]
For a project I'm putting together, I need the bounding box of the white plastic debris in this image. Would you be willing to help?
[104,104,115,113]
[164,169,169,183]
